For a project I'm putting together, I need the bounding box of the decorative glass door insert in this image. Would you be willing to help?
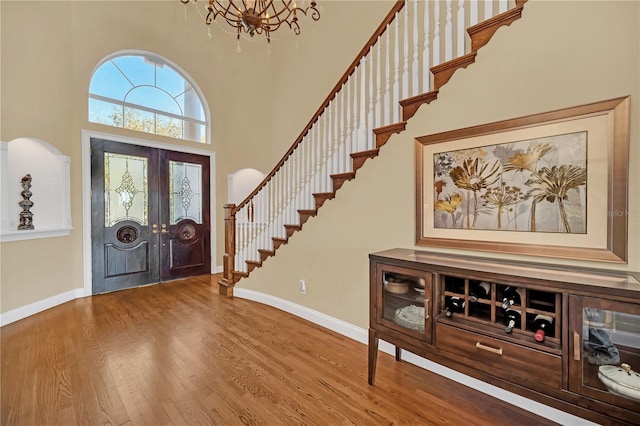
[104,152,149,226]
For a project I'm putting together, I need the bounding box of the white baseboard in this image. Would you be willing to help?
[0,288,86,327]
[1,267,227,327]
[234,288,597,426]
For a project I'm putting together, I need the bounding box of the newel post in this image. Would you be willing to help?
[218,203,236,297]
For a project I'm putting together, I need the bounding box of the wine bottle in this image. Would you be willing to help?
[445,296,465,317]
[469,281,491,303]
[501,286,521,310]
[503,308,521,334]
[533,314,554,342]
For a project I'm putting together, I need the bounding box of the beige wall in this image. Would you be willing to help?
[0,0,275,312]
[238,0,640,328]
[267,1,394,158]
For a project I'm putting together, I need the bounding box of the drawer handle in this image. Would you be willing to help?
[475,342,503,356]
[573,331,581,361]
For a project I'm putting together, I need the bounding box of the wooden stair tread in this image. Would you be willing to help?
[467,6,525,52]
[431,52,477,91]
[400,90,439,121]
[373,122,407,149]
[298,209,318,226]
[331,172,356,191]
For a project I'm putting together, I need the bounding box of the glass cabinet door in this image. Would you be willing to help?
[375,264,432,343]
[569,295,640,413]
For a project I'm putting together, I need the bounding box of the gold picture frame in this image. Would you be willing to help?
[415,96,630,263]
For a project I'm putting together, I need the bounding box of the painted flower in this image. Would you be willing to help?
[449,157,501,228]
[449,158,501,192]
[434,153,455,177]
[503,142,555,173]
[434,193,464,228]
[481,182,524,229]
[434,193,464,214]
[434,179,447,198]
[525,164,587,232]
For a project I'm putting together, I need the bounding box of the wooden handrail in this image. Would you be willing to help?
[231,0,406,215]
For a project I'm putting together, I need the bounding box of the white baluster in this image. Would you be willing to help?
[346,78,353,169]
[393,14,400,122]
[433,1,441,67]
[359,55,368,152]
[412,0,419,96]
[402,5,409,100]
[376,41,382,128]
[320,108,329,193]
[470,0,479,26]
[352,69,359,155]
[312,119,319,199]
[267,180,274,248]
[308,126,316,209]
[332,95,339,179]
[276,166,284,238]
[457,0,465,57]
[384,29,391,125]
[367,47,375,150]
[499,0,508,14]
[422,0,431,93]
[283,161,290,227]
[445,0,453,61]
[339,88,346,173]
[315,120,322,198]
[484,0,493,21]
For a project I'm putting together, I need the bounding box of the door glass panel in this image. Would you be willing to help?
[382,270,426,335]
[170,161,202,224]
[581,306,640,402]
[104,152,148,226]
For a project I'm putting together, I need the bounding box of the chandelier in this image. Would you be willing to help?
[181,0,320,43]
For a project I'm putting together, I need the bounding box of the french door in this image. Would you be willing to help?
[91,138,210,294]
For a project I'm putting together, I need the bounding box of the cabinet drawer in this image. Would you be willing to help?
[436,323,561,388]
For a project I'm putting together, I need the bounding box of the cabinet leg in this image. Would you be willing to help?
[395,346,402,361]
[368,328,378,385]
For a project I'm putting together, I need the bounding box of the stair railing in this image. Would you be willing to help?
[219,0,515,295]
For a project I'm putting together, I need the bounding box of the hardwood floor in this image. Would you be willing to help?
[1,275,557,425]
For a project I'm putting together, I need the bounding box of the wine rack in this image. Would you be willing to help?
[438,274,561,348]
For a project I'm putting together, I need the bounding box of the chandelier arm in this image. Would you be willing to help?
[181,0,320,42]
[211,1,241,22]
[263,1,296,20]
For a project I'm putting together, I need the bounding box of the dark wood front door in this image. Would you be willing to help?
[91,138,210,294]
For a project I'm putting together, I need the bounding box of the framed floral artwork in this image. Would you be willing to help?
[415,96,630,263]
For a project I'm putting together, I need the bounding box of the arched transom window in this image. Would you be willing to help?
[89,53,208,143]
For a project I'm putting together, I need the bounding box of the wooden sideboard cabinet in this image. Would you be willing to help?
[368,248,640,425]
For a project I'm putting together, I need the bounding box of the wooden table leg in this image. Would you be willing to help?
[368,328,378,385]
[395,346,402,361]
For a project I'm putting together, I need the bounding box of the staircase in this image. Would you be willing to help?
[219,0,528,296]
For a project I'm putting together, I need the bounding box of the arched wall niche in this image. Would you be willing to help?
[0,137,72,242]
[227,168,265,205]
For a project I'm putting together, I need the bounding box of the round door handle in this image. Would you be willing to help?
[161,224,168,234]
[151,224,158,234]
